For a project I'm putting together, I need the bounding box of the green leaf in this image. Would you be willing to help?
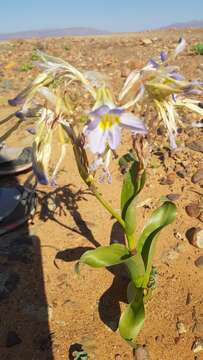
[137,201,176,254]
[137,201,176,287]
[119,288,145,345]
[125,254,145,288]
[80,244,130,268]
[121,161,146,220]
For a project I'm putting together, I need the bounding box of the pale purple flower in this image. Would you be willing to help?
[84,105,147,154]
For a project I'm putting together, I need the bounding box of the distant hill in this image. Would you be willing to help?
[162,19,203,29]
[0,27,109,40]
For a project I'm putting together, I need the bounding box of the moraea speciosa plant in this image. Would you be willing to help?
[11,39,203,351]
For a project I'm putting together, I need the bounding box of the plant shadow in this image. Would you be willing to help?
[37,184,99,248]
[55,212,129,333]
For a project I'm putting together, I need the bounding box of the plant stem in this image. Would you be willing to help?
[126,233,136,253]
[90,183,126,229]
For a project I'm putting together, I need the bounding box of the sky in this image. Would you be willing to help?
[0,0,202,34]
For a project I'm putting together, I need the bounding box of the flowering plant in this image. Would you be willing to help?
[8,38,203,349]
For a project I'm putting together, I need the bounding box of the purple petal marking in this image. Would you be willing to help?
[107,124,121,150]
[27,127,36,135]
[8,96,25,106]
[32,161,49,185]
[120,113,148,133]
[149,59,159,68]
[15,111,26,120]
[89,105,110,119]
[109,108,123,115]
[170,72,185,80]
[172,94,177,102]
[160,51,167,62]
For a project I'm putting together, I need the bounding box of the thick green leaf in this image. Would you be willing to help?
[137,201,176,254]
[125,254,145,288]
[121,161,146,220]
[119,288,145,345]
[136,201,176,287]
[80,244,130,268]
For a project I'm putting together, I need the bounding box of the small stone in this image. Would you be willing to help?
[141,38,152,45]
[192,338,203,353]
[176,170,187,178]
[134,346,150,360]
[185,203,201,218]
[160,172,176,185]
[186,228,203,249]
[6,331,22,347]
[192,169,203,185]
[176,321,187,335]
[194,256,203,268]
[166,193,180,202]
[186,140,203,153]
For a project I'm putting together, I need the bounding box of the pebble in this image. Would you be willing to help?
[192,338,203,353]
[160,172,176,185]
[134,346,150,360]
[192,169,203,184]
[176,321,187,335]
[186,228,203,249]
[6,331,22,347]
[185,203,201,218]
[186,140,203,153]
[194,256,203,268]
[141,38,152,45]
[166,193,180,202]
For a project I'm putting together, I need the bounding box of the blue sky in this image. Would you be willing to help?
[0,0,202,33]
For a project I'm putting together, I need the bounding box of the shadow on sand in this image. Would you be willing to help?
[0,172,54,360]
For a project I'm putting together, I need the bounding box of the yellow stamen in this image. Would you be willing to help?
[99,114,120,130]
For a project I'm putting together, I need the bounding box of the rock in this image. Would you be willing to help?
[186,140,203,153]
[134,346,150,360]
[194,256,203,268]
[186,228,203,248]
[176,321,187,335]
[141,38,152,45]
[185,203,201,218]
[6,331,22,347]
[192,169,203,184]
[166,193,180,202]
[192,338,203,353]
[160,172,176,185]
[176,170,187,178]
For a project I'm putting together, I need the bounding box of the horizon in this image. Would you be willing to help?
[0,0,203,34]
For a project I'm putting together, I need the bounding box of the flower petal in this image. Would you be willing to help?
[87,126,108,154]
[107,124,121,150]
[88,105,110,122]
[120,113,147,133]
[174,37,186,58]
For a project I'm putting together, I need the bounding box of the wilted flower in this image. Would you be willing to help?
[119,37,203,149]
